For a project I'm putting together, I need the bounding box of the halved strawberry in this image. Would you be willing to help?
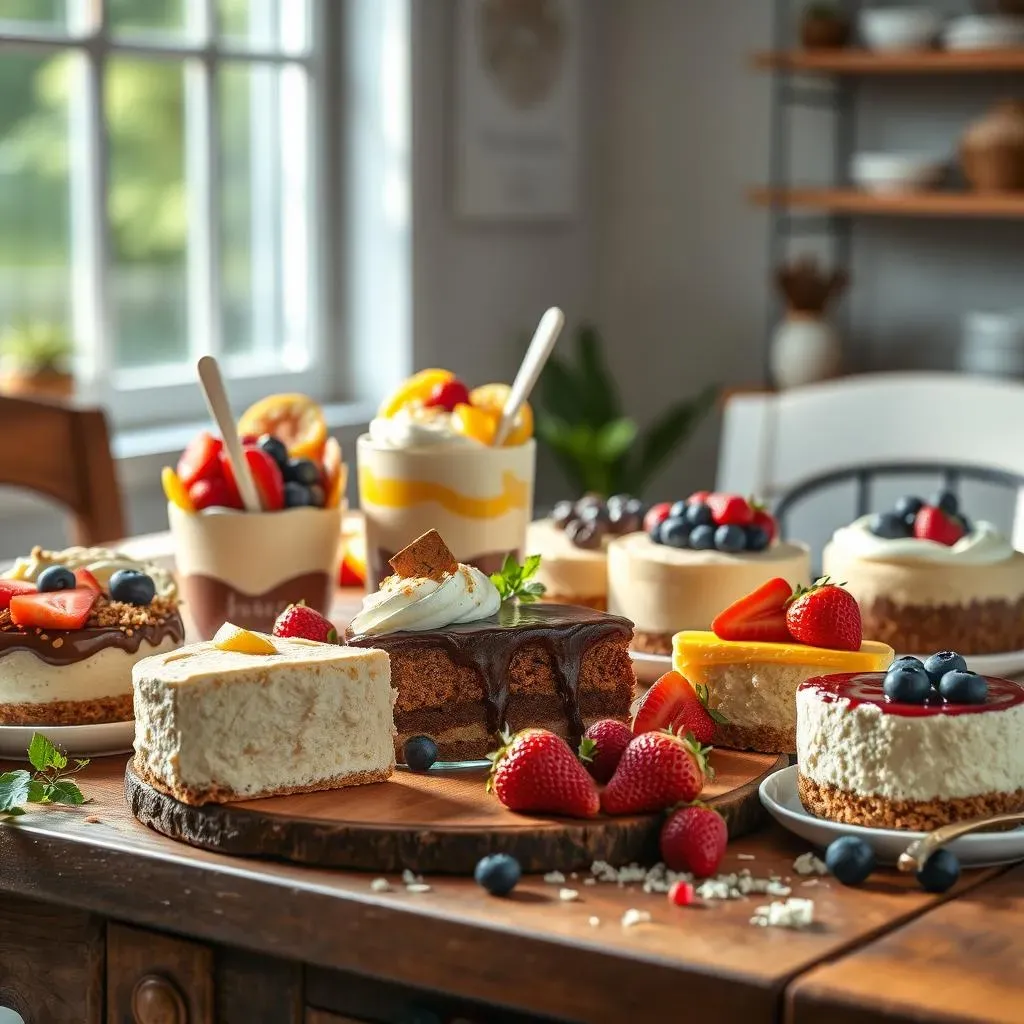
[749,502,778,544]
[73,568,102,593]
[0,579,37,610]
[707,493,753,527]
[10,589,97,630]
[632,670,697,735]
[177,431,224,489]
[712,576,793,643]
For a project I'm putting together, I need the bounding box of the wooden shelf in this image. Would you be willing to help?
[749,187,1024,218]
[753,48,1024,74]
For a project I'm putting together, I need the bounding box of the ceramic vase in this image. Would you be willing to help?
[770,313,842,390]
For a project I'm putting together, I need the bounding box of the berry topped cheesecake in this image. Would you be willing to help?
[673,577,893,753]
[0,546,184,725]
[822,490,1024,655]
[527,492,647,609]
[797,650,1024,830]
[608,491,811,654]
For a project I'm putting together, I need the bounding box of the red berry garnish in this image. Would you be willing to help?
[643,502,673,534]
[668,880,697,907]
[424,379,471,412]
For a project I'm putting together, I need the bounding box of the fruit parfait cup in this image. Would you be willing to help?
[358,370,536,590]
[162,394,346,639]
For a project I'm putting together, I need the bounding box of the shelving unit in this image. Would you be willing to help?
[753,0,1024,381]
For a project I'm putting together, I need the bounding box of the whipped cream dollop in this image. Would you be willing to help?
[829,515,1014,566]
[349,563,501,636]
[3,545,178,599]
[367,407,479,450]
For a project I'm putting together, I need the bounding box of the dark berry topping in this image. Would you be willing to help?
[556,494,647,548]
[916,848,960,894]
[552,500,575,529]
[713,524,746,553]
[108,569,156,606]
[660,517,691,548]
[403,734,439,772]
[938,670,988,704]
[669,500,689,520]
[257,433,289,470]
[745,524,770,552]
[932,490,959,516]
[825,836,876,887]
[894,495,924,519]
[689,524,716,550]
[869,511,912,539]
[565,518,602,550]
[287,458,322,487]
[883,662,932,704]
[923,650,968,686]
[37,565,76,593]
[284,481,315,508]
[474,853,521,896]
[684,502,714,528]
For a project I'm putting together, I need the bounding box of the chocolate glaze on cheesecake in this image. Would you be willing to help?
[0,616,185,667]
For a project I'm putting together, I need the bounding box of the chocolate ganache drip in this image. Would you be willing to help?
[0,615,185,667]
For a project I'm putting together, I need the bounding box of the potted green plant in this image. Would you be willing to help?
[800,2,850,49]
[0,321,75,400]
[532,323,718,499]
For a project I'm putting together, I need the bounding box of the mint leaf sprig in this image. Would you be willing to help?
[490,553,547,604]
[0,733,89,818]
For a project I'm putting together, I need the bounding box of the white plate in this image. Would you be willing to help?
[629,650,671,687]
[760,765,1024,867]
[902,648,1024,679]
[0,721,135,761]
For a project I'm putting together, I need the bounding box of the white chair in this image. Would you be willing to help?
[717,373,1024,562]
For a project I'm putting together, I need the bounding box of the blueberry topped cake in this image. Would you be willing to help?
[822,490,1024,655]
[0,546,184,725]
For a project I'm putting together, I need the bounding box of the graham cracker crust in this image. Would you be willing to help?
[860,595,1024,656]
[133,754,394,807]
[0,693,133,726]
[798,772,1024,831]
[541,591,607,612]
[715,721,795,755]
[630,630,674,656]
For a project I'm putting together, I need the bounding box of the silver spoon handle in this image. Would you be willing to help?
[897,812,1024,872]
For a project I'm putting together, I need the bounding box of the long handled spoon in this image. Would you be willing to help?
[898,811,1024,872]
[196,355,263,513]
[492,306,565,447]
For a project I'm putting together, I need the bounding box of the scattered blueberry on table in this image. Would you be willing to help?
[916,848,961,894]
[825,835,876,886]
[403,735,439,773]
[474,853,522,896]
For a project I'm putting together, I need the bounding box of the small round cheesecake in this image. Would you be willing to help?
[797,671,1024,831]
[527,518,609,609]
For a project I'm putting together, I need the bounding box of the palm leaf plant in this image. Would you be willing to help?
[532,324,718,499]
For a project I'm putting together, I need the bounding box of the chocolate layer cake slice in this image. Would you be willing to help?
[346,530,636,761]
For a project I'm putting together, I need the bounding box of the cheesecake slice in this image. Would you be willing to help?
[133,632,396,805]
[673,631,894,753]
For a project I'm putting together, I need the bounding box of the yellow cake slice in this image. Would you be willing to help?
[673,631,894,753]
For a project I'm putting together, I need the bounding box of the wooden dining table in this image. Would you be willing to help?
[1,532,1023,1023]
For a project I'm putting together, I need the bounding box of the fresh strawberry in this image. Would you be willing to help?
[601,731,710,816]
[221,447,285,512]
[749,502,778,544]
[632,670,695,735]
[177,431,224,489]
[424,378,471,412]
[660,804,728,876]
[672,683,727,747]
[0,579,37,610]
[913,505,965,547]
[10,589,97,630]
[73,568,102,593]
[706,493,753,527]
[687,490,712,505]
[785,577,863,652]
[579,719,633,784]
[188,475,243,512]
[643,502,673,535]
[712,577,793,643]
[272,602,338,643]
[488,728,600,818]
[668,880,697,907]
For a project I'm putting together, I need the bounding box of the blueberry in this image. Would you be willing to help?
[939,669,988,704]
[923,650,968,686]
[474,853,521,897]
[403,735,438,772]
[660,517,691,549]
[870,512,912,540]
[685,502,714,528]
[552,500,575,529]
[932,490,959,516]
[566,519,602,550]
[825,835,876,886]
[606,493,632,510]
[916,848,960,894]
[954,513,972,534]
[883,662,932,704]
[287,458,322,487]
[903,512,918,529]
[108,569,156,606]
[689,524,716,550]
[284,481,314,508]
[894,495,924,519]
[892,655,926,671]
[307,483,326,508]
[745,524,770,552]
[37,565,76,593]
[669,500,689,520]
[257,433,289,469]
[714,524,747,553]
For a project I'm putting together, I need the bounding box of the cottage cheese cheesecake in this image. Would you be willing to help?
[133,626,396,805]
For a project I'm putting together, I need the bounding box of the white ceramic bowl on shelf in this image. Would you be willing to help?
[850,152,947,193]
[943,14,1024,49]
[859,7,943,50]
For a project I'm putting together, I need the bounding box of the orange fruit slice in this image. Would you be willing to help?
[469,383,533,446]
[237,394,327,463]
[161,466,194,512]
[451,402,498,445]
[322,437,347,508]
[338,518,366,586]
[377,368,454,418]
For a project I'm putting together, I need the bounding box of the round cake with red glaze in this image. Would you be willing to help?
[796,663,1024,830]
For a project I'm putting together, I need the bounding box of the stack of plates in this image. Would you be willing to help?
[944,14,1024,49]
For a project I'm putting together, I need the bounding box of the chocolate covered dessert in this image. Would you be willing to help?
[346,530,636,761]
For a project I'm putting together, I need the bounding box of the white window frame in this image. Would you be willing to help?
[0,0,335,429]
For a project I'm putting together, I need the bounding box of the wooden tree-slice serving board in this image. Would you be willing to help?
[125,749,787,875]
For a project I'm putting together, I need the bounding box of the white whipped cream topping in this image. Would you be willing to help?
[829,514,1014,566]
[3,545,178,599]
[367,407,479,449]
[349,563,501,636]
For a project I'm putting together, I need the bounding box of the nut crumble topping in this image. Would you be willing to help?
[0,594,179,634]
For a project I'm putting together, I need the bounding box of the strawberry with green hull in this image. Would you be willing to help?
[579,719,633,784]
[660,804,728,876]
[601,731,710,816]
[631,670,726,746]
[786,577,863,652]
[272,602,339,644]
